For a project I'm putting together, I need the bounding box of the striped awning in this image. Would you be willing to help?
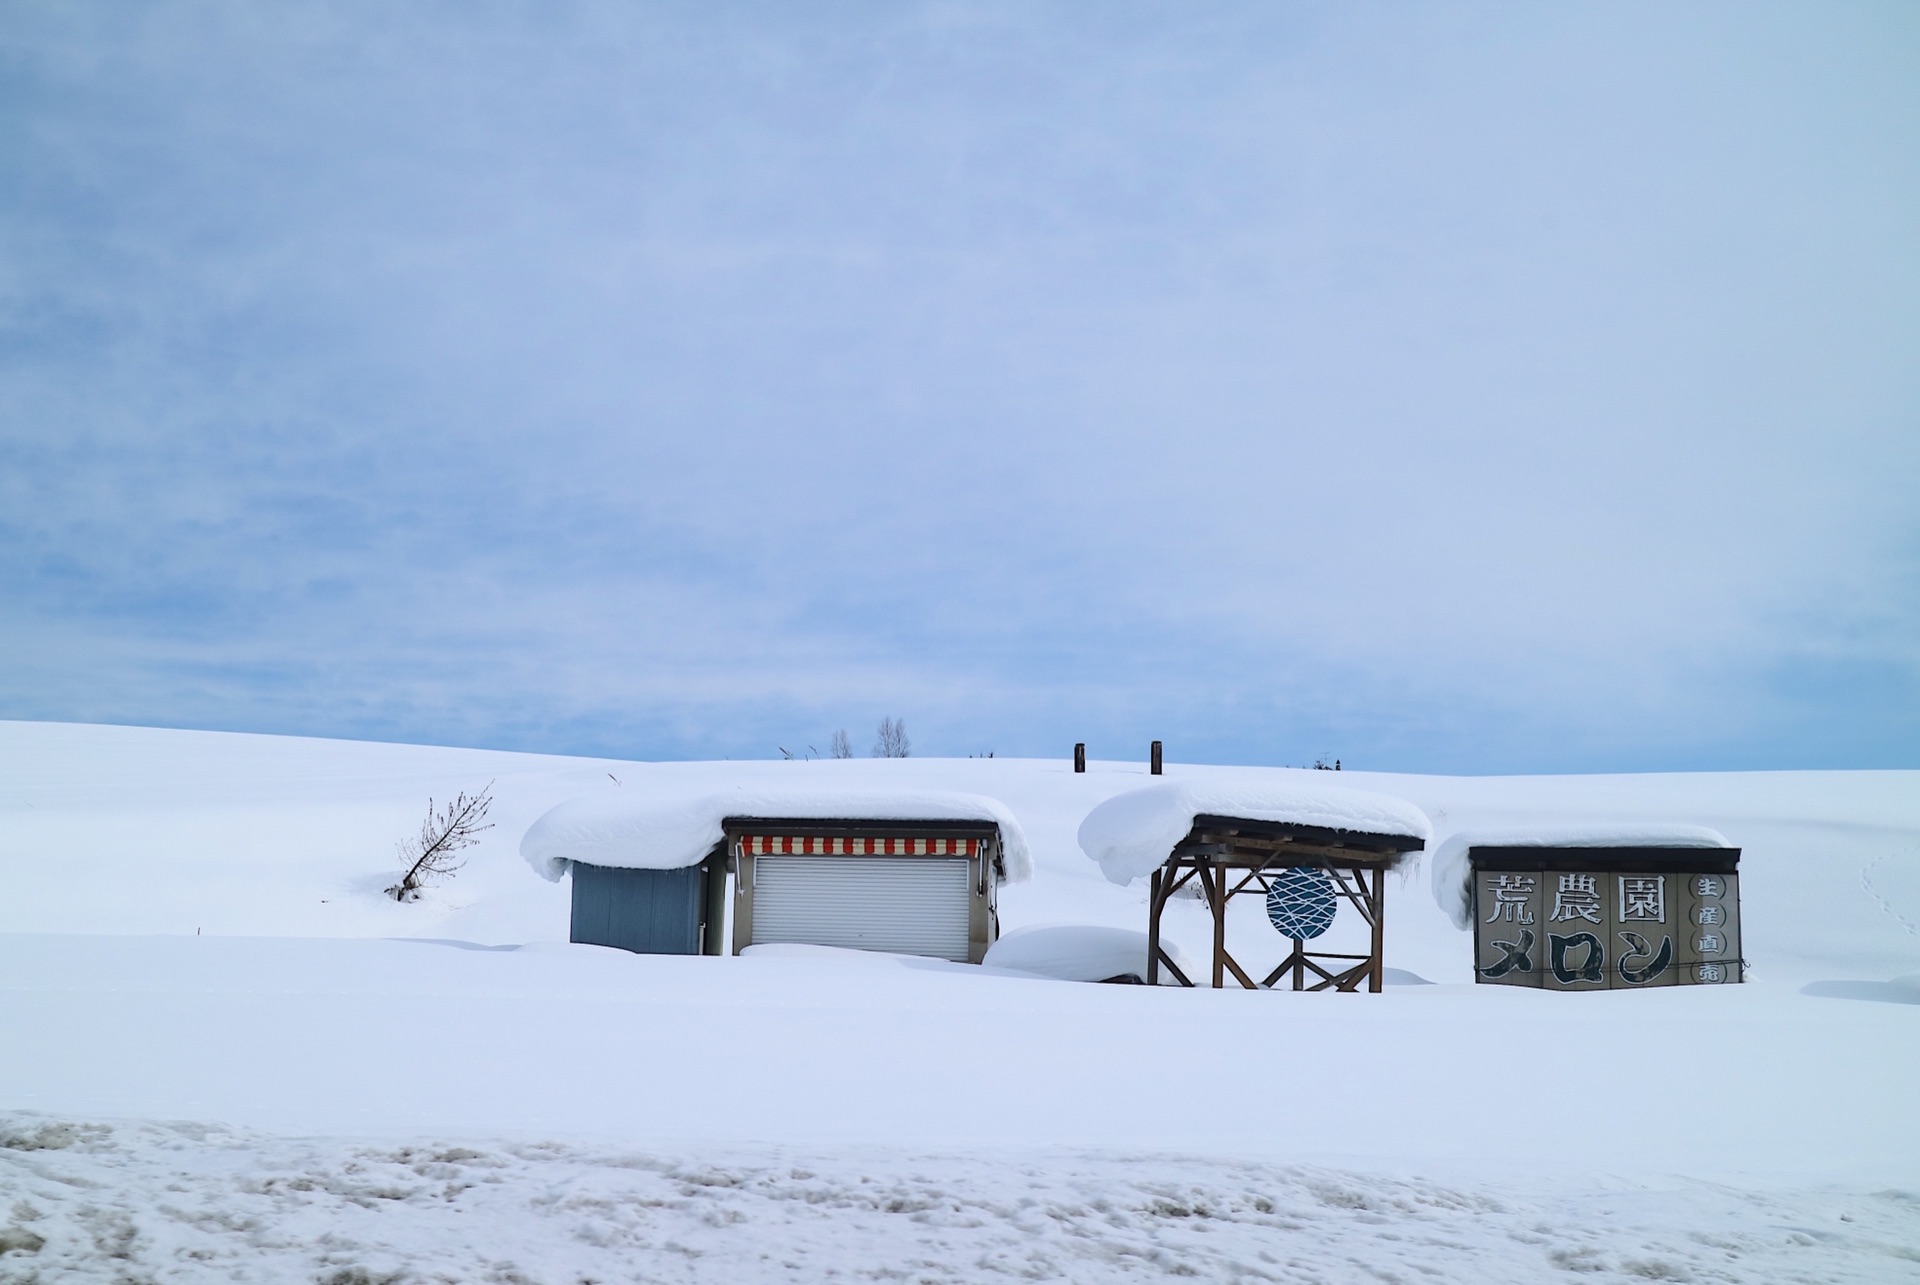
[739,835,980,857]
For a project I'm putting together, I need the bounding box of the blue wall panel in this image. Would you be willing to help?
[570,862,706,954]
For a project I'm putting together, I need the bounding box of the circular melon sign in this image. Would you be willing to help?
[1266,866,1338,940]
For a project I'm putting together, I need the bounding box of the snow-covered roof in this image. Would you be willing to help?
[1428,824,1734,930]
[522,788,1032,883]
[1076,781,1432,886]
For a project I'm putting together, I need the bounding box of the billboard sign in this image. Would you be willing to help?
[1471,848,1741,989]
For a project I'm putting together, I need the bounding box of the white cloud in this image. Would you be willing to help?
[1,2,1915,768]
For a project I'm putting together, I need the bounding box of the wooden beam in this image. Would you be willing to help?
[1220,945,1257,990]
[1334,959,1372,993]
[1187,815,1425,855]
[1297,955,1339,985]
[1324,869,1378,927]
[1175,842,1403,869]
[1187,833,1299,853]
[1156,944,1195,988]
[1262,951,1297,989]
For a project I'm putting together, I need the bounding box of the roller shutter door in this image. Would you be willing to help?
[750,856,972,961]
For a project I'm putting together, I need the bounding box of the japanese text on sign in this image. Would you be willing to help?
[1472,859,1739,990]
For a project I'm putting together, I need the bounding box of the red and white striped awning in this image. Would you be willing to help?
[739,835,981,857]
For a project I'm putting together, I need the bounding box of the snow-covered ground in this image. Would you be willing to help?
[2,720,1918,1281]
[7,1114,1917,1284]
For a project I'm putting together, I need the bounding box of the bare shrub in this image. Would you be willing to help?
[387,783,494,902]
[872,718,910,758]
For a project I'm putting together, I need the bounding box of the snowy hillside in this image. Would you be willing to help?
[3,719,1915,983]
[2,720,1918,1282]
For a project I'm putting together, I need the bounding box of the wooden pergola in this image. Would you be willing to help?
[1146,815,1425,993]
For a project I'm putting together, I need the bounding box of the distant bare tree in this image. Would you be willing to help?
[829,728,853,759]
[387,783,494,902]
[872,717,910,758]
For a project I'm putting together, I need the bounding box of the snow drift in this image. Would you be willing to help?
[982,924,1196,984]
[1427,823,1734,930]
[521,787,1033,883]
[1077,780,1432,886]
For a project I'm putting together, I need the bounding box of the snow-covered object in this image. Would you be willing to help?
[1428,824,1734,931]
[1077,781,1431,886]
[521,788,1032,883]
[983,925,1196,984]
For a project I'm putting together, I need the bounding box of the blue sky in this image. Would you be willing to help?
[1,2,1916,772]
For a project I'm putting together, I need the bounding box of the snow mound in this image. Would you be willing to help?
[1077,781,1431,886]
[1429,824,1734,930]
[521,788,1032,883]
[983,925,1195,984]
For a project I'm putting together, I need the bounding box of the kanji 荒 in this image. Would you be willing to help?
[1484,873,1537,924]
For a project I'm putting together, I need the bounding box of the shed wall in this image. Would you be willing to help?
[570,862,708,955]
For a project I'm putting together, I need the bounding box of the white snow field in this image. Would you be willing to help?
[2,720,1918,1282]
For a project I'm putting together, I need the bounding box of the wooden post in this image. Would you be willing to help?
[1074,742,1086,773]
[1209,861,1226,988]
[1150,741,1163,775]
[701,848,730,956]
[1146,867,1162,985]
[1369,866,1386,993]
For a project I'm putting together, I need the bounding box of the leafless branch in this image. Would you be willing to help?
[387,782,495,902]
[872,717,910,758]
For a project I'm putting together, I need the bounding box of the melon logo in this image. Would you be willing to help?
[1266,867,1338,940]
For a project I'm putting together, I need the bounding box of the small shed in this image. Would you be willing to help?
[521,786,1031,963]
[727,818,1006,963]
[1430,825,1742,988]
[1078,781,1431,993]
